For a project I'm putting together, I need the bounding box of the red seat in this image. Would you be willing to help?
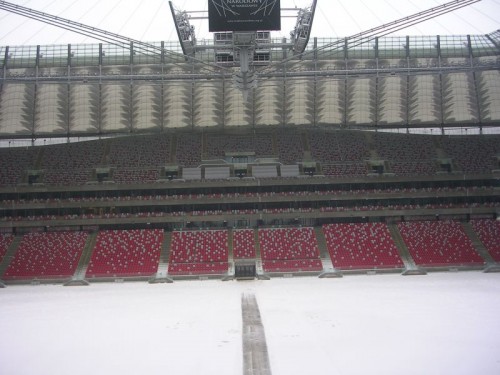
[471,219,500,262]
[398,220,484,267]
[259,227,322,273]
[323,223,404,270]
[0,233,15,264]
[233,229,256,259]
[168,230,229,275]
[86,229,163,278]
[4,231,88,280]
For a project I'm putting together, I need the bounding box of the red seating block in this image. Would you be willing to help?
[4,231,88,279]
[0,233,14,264]
[168,230,229,275]
[471,219,500,262]
[258,228,322,272]
[323,223,404,270]
[398,220,484,267]
[233,229,256,259]
[86,229,163,278]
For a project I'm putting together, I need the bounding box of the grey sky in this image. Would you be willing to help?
[0,0,499,46]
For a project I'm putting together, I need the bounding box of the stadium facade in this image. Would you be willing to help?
[0,30,499,138]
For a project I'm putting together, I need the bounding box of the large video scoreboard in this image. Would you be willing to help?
[208,0,281,32]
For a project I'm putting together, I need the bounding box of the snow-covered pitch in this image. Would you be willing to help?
[1,272,500,375]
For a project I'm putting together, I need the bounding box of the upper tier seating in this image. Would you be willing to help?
[0,147,38,187]
[107,134,171,168]
[387,160,437,176]
[41,140,107,186]
[0,233,14,264]
[258,227,322,272]
[374,133,438,176]
[323,223,404,270]
[41,140,106,170]
[276,132,304,164]
[86,229,163,278]
[112,168,160,184]
[205,134,273,159]
[233,229,256,259]
[397,220,484,267]
[309,131,370,162]
[470,219,500,262]
[439,135,500,174]
[168,230,229,275]
[3,231,88,279]
[176,134,202,167]
[2,132,499,188]
[321,163,368,178]
[373,132,437,161]
[43,169,93,186]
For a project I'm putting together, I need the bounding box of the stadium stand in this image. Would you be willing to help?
[168,230,229,276]
[0,146,38,187]
[309,131,370,162]
[112,168,160,184]
[233,229,257,259]
[470,219,500,262]
[3,231,88,280]
[0,233,14,264]
[397,221,485,267]
[205,134,273,159]
[276,131,304,164]
[86,229,163,278]
[323,223,404,270]
[176,133,202,167]
[108,134,171,168]
[439,136,500,174]
[0,29,499,283]
[321,163,368,178]
[40,140,107,186]
[387,161,437,176]
[258,228,323,273]
[373,132,437,161]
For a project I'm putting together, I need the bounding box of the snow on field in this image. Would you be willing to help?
[1,272,500,375]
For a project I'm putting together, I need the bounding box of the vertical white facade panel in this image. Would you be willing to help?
[36,83,60,134]
[71,84,93,133]
[408,75,440,124]
[0,83,27,135]
[166,81,190,128]
[442,72,477,123]
[102,83,126,132]
[135,83,155,130]
[378,76,405,125]
[317,78,342,125]
[478,70,500,122]
[348,77,375,125]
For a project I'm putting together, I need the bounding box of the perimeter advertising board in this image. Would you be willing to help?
[208,0,281,32]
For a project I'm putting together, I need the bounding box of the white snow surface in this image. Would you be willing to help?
[1,272,500,375]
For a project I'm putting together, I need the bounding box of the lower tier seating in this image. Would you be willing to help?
[323,223,404,270]
[86,229,163,278]
[259,227,322,272]
[261,259,323,273]
[168,230,229,275]
[233,229,256,259]
[168,262,228,275]
[0,233,14,264]
[3,231,88,279]
[471,219,500,262]
[398,220,484,267]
